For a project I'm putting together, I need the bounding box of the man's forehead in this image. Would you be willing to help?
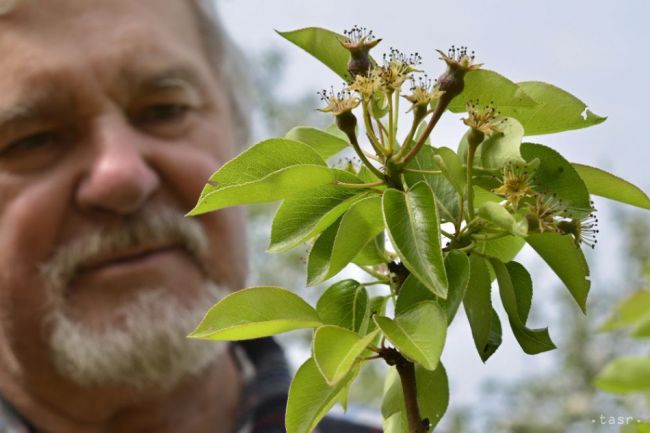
[3,0,196,26]
[0,0,203,64]
[0,0,210,105]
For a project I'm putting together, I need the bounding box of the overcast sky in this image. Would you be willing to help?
[214,0,649,424]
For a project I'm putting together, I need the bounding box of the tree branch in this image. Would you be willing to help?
[396,359,427,433]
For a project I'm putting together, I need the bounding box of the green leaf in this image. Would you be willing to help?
[374,301,447,370]
[631,315,650,338]
[474,234,526,263]
[395,274,434,315]
[396,251,470,324]
[478,201,528,237]
[337,381,352,413]
[286,357,358,433]
[621,423,650,433]
[269,170,366,253]
[474,185,502,207]
[595,356,650,394]
[486,310,503,359]
[285,126,350,160]
[521,143,591,215]
[356,164,383,183]
[527,232,590,313]
[473,180,527,262]
[463,255,502,362]
[573,163,650,210]
[371,90,390,119]
[381,363,449,431]
[353,233,386,266]
[189,287,321,340]
[447,69,538,113]
[307,195,385,286]
[622,422,650,433]
[327,197,384,271]
[444,250,471,323]
[325,123,352,143]
[383,182,448,298]
[189,138,334,215]
[383,412,408,433]
[459,117,525,170]
[403,146,460,223]
[600,290,650,335]
[316,279,369,333]
[434,147,466,195]
[491,260,556,354]
[278,27,354,81]
[312,326,379,385]
[307,219,341,286]
[509,81,606,135]
[381,367,407,417]
[366,295,390,334]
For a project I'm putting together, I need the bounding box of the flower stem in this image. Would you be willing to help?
[403,168,443,175]
[361,280,389,287]
[363,151,382,162]
[465,129,483,220]
[392,88,400,153]
[357,265,389,281]
[440,228,455,239]
[376,119,390,147]
[471,231,509,241]
[466,145,477,220]
[396,95,450,167]
[358,354,382,362]
[367,345,382,354]
[362,100,388,156]
[344,129,386,181]
[400,108,426,154]
[456,194,465,234]
[336,180,385,189]
[388,90,395,153]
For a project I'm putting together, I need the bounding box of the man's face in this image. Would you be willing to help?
[0,0,246,387]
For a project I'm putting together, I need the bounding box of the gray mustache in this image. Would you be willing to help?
[40,208,209,292]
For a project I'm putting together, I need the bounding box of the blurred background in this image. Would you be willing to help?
[213,1,650,431]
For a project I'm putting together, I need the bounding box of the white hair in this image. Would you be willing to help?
[191,0,253,149]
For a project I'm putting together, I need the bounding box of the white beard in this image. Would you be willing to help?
[39,207,230,389]
[47,283,229,390]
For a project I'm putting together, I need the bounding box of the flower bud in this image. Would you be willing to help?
[318,87,360,138]
[340,26,381,77]
[335,110,358,138]
[435,46,482,101]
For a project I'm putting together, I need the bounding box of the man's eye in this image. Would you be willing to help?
[137,104,190,125]
[3,131,60,154]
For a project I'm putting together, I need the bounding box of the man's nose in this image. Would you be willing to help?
[76,115,160,215]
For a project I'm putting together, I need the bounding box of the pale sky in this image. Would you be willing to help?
[214,0,650,426]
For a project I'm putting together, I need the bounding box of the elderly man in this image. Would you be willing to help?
[0,1,380,432]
